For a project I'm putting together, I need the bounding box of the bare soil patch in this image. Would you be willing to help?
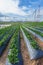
[32,35,43,50]
[0,42,10,65]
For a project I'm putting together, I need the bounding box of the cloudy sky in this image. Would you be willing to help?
[0,0,43,21]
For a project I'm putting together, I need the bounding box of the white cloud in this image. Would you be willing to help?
[0,0,43,21]
[21,6,28,10]
[0,0,27,16]
[0,0,35,21]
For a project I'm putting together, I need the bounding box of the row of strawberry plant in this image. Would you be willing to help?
[22,27,40,49]
[24,23,43,37]
[0,26,14,40]
[35,27,43,31]
[6,26,23,65]
[27,27,43,37]
[0,26,16,46]
[21,27,43,60]
[0,26,17,56]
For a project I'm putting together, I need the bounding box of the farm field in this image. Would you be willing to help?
[0,22,43,65]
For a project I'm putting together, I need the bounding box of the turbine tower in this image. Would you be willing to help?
[37,4,41,22]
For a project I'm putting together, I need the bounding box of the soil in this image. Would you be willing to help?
[0,43,10,65]
[32,34,43,50]
[35,37,43,50]
[20,33,43,65]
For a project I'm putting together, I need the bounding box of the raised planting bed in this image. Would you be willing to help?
[28,27,43,37]
[22,27,40,49]
[0,26,16,56]
[21,27,43,60]
[35,27,43,31]
[0,26,14,40]
[0,25,17,46]
[5,26,23,65]
[0,32,14,56]
[0,29,15,47]
[23,26,43,42]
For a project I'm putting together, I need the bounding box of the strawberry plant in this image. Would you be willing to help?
[22,27,40,49]
[8,26,20,64]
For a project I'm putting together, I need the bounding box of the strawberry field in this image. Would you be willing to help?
[0,22,43,65]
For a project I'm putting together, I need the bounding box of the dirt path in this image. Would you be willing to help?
[32,35,43,50]
[20,34,43,65]
[35,37,43,50]
[0,44,10,65]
